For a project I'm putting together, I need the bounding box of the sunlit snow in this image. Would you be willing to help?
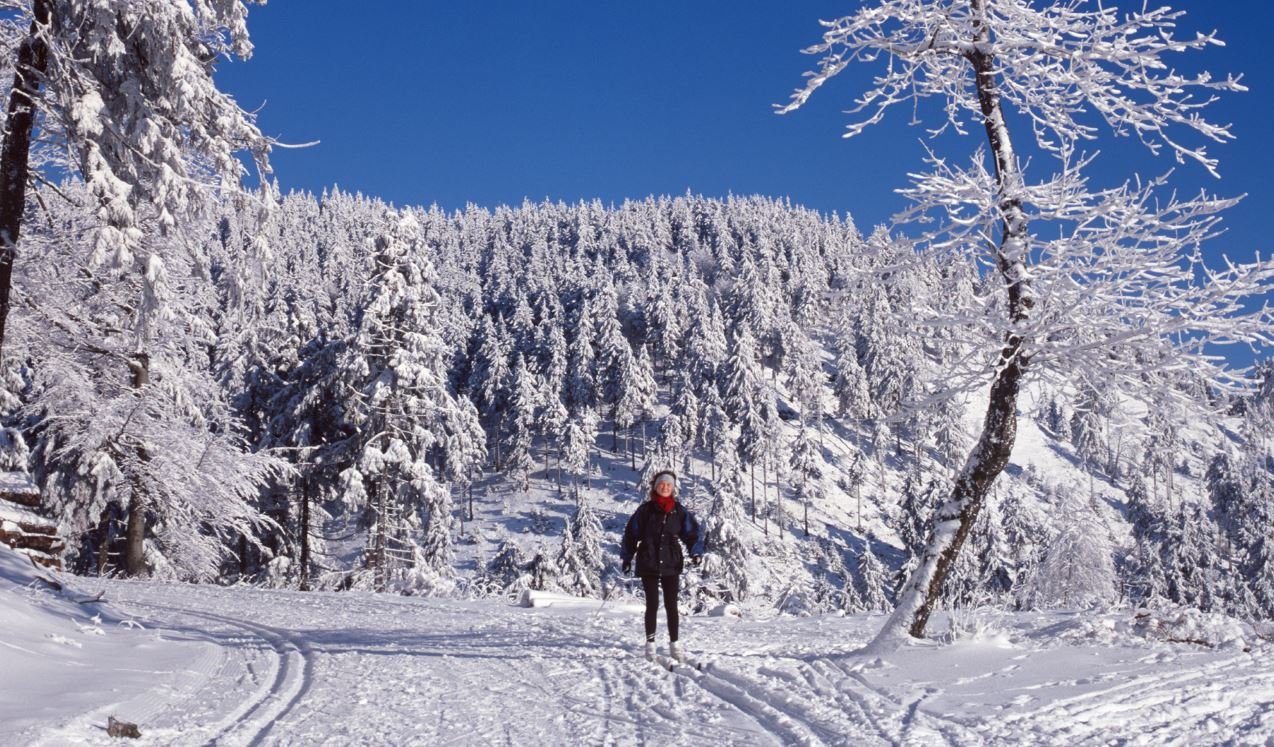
[4,546,1273,745]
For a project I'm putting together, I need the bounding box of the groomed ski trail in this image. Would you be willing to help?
[50,579,1274,746]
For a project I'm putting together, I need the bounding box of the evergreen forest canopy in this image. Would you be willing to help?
[6,185,1274,621]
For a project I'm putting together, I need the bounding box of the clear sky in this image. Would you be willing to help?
[217,1,1271,364]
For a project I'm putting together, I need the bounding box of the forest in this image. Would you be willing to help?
[6,183,1272,622]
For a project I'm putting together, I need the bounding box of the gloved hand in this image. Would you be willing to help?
[690,555,702,568]
[622,559,631,574]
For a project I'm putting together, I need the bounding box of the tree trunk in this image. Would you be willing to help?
[96,507,111,575]
[856,476,863,532]
[123,352,152,577]
[0,0,51,363]
[299,475,312,591]
[124,488,146,575]
[749,463,756,519]
[762,457,770,536]
[875,2,1034,642]
[372,480,388,592]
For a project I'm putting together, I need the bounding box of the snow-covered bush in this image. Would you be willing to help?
[940,602,1013,647]
[1021,488,1116,611]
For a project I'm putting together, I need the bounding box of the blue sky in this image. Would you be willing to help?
[218,1,1271,364]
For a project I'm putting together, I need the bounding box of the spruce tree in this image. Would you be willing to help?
[557,493,606,596]
[857,538,891,613]
[701,442,751,604]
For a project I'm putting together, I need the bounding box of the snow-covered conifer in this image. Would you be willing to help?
[482,539,530,598]
[856,538,891,613]
[503,353,540,493]
[700,442,750,604]
[337,210,466,592]
[556,493,606,596]
[615,344,657,465]
[564,312,597,413]
[561,407,599,497]
[0,0,274,360]
[789,423,826,537]
[525,547,562,592]
[686,298,728,399]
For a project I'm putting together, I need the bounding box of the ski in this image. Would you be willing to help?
[654,653,705,673]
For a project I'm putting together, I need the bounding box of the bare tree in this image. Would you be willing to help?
[781,0,1272,641]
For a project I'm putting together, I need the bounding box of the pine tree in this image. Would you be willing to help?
[857,538,891,613]
[556,493,606,596]
[615,344,657,466]
[0,0,274,360]
[789,423,826,537]
[1125,476,1170,606]
[564,309,597,413]
[503,353,540,493]
[687,299,728,400]
[700,442,750,604]
[1155,501,1220,612]
[337,210,464,592]
[468,315,513,468]
[411,477,457,595]
[561,407,599,497]
[482,539,530,597]
[722,324,767,516]
[525,547,562,592]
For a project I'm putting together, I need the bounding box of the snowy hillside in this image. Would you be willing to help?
[4,544,1273,745]
[7,187,1271,624]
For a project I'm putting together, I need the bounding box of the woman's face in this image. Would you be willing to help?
[655,479,674,498]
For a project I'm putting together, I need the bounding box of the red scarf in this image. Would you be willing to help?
[651,492,675,514]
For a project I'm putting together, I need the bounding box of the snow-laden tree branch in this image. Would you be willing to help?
[0,0,274,362]
[779,0,1245,173]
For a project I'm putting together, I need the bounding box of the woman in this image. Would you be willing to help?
[620,469,704,662]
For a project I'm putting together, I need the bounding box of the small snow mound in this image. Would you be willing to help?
[518,589,599,609]
[1123,606,1256,650]
[705,602,742,618]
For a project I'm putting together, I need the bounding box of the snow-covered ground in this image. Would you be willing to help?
[4,547,1274,746]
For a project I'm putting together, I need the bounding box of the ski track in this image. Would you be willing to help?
[977,651,1274,745]
[111,599,314,746]
[54,580,1274,746]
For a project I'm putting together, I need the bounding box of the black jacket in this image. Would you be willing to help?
[620,501,704,577]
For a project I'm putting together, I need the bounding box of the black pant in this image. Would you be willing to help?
[640,574,680,643]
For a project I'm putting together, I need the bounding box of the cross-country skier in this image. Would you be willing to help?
[620,469,704,662]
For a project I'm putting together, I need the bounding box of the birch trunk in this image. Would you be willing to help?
[875,0,1034,642]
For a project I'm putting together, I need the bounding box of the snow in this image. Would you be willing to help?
[0,471,39,497]
[0,502,50,529]
[4,545,1274,745]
